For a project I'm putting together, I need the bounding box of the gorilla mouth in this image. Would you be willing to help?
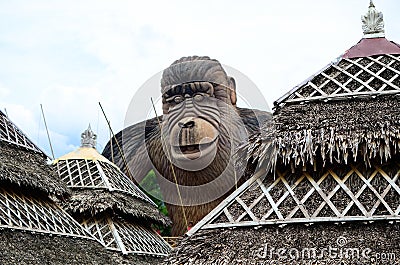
[173,137,218,160]
[180,144,201,154]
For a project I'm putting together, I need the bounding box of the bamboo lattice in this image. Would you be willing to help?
[56,159,154,205]
[279,54,400,105]
[0,110,42,153]
[0,187,91,238]
[204,163,400,229]
[82,215,171,256]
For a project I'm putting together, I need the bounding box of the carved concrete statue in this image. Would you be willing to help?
[103,56,271,235]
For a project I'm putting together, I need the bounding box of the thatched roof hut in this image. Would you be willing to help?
[0,111,68,197]
[54,125,171,262]
[0,110,135,264]
[166,2,400,264]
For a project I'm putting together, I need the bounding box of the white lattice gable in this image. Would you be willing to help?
[275,54,400,107]
[188,162,400,235]
[56,159,155,205]
[55,128,170,256]
[0,187,93,239]
[82,215,171,256]
[0,110,42,153]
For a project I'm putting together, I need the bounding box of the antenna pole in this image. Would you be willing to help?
[98,102,135,183]
[40,104,55,160]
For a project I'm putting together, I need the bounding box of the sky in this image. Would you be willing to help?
[0,0,399,158]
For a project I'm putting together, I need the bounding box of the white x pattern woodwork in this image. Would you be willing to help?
[277,54,400,105]
[82,215,171,256]
[199,163,400,230]
[56,159,154,205]
[0,187,91,238]
[0,110,42,153]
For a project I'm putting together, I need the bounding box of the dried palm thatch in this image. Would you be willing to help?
[247,94,400,170]
[247,50,400,170]
[0,229,161,265]
[0,142,68,197]
[275,94,400,167]
[55,127,172,258]
[165,221,400,265]
[168,8,400,263]
[61,189,171,226]
[0,120,141,264]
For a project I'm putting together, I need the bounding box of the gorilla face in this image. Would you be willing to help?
[159,57,239,174]
[162,81,225,171]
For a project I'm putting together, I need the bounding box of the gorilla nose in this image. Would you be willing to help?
[178,120,195,129]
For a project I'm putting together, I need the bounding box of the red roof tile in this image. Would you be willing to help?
[343,37,400,59]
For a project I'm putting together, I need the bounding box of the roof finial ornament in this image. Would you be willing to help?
[369,0,374,7]
[81,124,97,148]
[362,0,385,38]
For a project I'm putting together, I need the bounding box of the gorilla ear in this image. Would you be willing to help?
[229,77,237,105]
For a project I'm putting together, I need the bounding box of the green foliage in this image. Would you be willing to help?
[140,170,162,199]
[140,170,171,236]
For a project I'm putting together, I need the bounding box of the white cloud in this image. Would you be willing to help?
[0,0,399,156]
[0,84,10,98]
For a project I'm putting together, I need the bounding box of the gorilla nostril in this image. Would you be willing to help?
[184,121,195,128]
[179,120,195,128]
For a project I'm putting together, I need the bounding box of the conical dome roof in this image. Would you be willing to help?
[0,111,127,264]
[0,110,68,196]
[54,126,171,257]
[55,125,155,205]
[0,110,42,153]
[266,1,400,167]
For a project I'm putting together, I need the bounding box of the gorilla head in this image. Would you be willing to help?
[160,56,240,172]
[103,56,269,235]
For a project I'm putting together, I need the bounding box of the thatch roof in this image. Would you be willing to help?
[0,229,161,265]
[0,141,68,197]
[273,94,399,167]
[55,126,171,257]
[248,53,400,169]
[0,115,168,264]
[0,184,95,239]
[55,147,155,205]
[81,214,172,257]
[165,221,400,264]
[62,189,171,226]
[0,110,43,153]
[168,5,400,264]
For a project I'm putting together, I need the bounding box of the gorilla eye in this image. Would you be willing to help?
[193,93,204,102]
[174,95,184,103]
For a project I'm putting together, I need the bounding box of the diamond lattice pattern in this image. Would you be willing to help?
[207,163,400,228]
[0,111,41,152]
[0,187,91,238]
[56,159,153,204]
[284,54,400,103]
[82,216,171,256]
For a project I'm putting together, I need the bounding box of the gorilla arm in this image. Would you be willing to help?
[101,116,162,184]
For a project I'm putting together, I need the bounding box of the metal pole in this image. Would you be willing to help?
[40,104,55,160]
[98,102,135,183]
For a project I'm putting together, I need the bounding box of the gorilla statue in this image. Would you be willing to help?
[102,56,271,235]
